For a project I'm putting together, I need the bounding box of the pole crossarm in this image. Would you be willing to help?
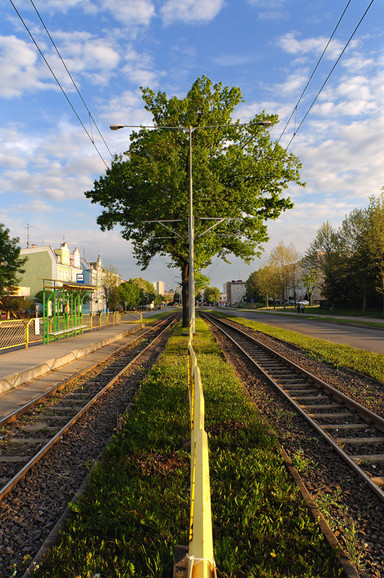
[142,220,184,239]
[197,217,236,239]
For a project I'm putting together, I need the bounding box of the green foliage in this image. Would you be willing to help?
[269,242,299,304]
[119,279,141,309]
[247,261,280,307]
[203,286,221,304]
[130,277,156,306]
[102,265,120,311]
[85,76,304,325]
[0,224,26,297]
[301,191,384,311]
[0,296,34,317]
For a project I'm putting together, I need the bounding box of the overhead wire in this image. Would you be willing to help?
[278,0,352,144]
[28,0,114,160]
[8,0,111,169]
[282,0,375,151]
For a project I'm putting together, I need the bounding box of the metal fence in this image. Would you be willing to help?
[0,311,142,352]
[0,318,43,351]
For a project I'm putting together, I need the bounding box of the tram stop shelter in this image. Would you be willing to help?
[42,279,96,344]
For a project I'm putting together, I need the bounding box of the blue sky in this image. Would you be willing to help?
[1,0,383,291]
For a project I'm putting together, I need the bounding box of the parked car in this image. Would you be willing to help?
[297,300,309,305]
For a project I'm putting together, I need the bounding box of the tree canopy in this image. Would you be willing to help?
[0,224,26,297]
[85,76,304,326]
[204,286,221,305]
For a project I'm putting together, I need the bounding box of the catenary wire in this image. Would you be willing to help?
[8,0,110,169]
[284,0,375,151]
[28,0,114,160]
[278,0,352,144]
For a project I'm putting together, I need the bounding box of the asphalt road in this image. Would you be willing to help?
[212,308,384,355]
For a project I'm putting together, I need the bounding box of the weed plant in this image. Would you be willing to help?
[33,319,341,577]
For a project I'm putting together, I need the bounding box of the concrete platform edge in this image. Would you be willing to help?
[0,325,143,395]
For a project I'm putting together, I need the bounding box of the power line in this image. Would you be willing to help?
[278,0,352,144]
[28,0,114,160]
[283,0,375,151]
[9,0,111,169]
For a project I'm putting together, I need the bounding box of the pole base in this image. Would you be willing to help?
[173,545,189,577]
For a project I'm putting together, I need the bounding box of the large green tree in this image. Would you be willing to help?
[250,263,280,308]
[0,224,26,297]
[303,222,344,310]
[269,242,299,307]
[119,280,141,310]
[85,76,304,326]
[130,278,156,307]
[102,265,120,311]
[365,192,384,312]
[204,286,221,305]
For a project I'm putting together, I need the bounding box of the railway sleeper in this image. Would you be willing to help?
[279,383,309,389]
[0,456,28,463]
[7,437,49,444]
[300,404,344,410]
[353,454,384,464]
[321,423,368,430]
[307,412,352,419]
[338,437,384,445]
[292,395,329,401]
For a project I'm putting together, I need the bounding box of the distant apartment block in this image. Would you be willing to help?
[225,280,246,304]
[153,281,165,295]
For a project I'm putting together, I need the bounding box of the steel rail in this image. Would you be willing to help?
[0,315,178,503]
[0,315,174,428]
[203,312,384,503]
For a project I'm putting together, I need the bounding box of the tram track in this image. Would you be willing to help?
[0,314,178,502]
[202,311,384,575]
[202,312,384,501]
[0,313,178,577]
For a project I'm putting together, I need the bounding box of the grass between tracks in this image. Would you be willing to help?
[32,318,341,578]
[215,311,384,384]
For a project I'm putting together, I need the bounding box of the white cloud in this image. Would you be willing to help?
[160,0,224,25]
[273,71,310,96]
[120,45,163,87]
[0,123,109,202]
[20,0,156,26]
[100,0,155,26]
[17,199,56,213]
[0,35,52,98]
[248,0,288,21]
[277,32,353,61]
[211,53,260,67]
[59,37,120,86]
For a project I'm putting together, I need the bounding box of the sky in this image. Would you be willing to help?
[1,0,383,292]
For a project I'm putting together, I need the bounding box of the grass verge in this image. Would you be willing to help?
[215,311,384,384]
[32,318,341,577]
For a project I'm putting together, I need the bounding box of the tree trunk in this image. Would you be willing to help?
[181,261,190,328]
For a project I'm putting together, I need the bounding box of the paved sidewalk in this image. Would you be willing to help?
[0,323,141,395]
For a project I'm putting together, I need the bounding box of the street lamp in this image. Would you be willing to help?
[110,120,272,334]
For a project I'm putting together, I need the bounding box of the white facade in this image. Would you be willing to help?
[153,281,165,296]
[226,280,246,304]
